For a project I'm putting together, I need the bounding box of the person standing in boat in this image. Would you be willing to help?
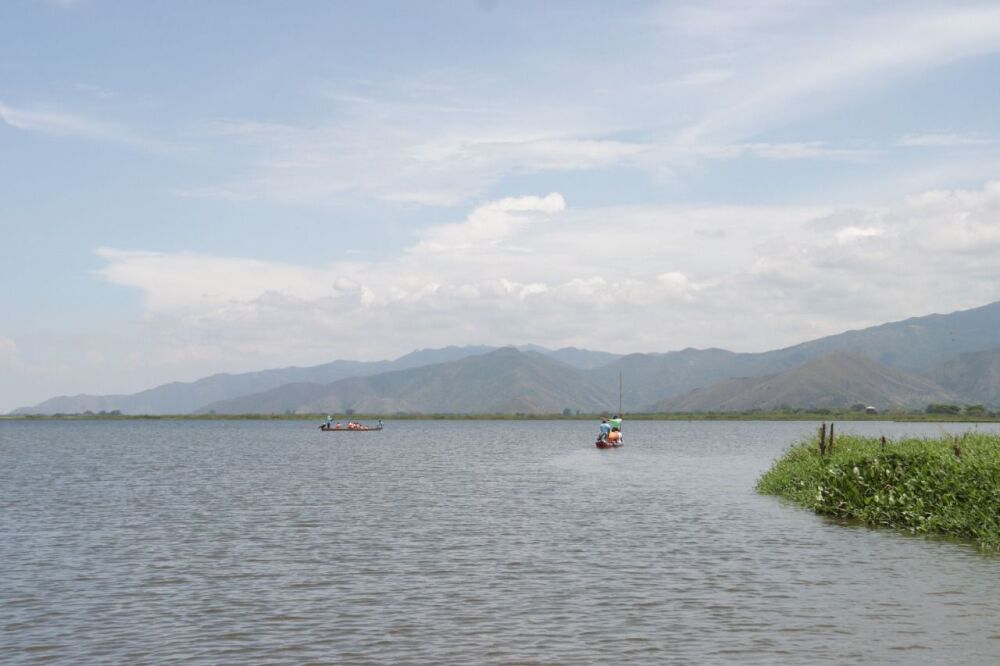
[326,415,333,429]
[598,418,611,443]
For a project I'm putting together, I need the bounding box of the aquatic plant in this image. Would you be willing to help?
[757,431,1000,551]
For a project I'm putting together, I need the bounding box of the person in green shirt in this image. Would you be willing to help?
[609,414,622,431]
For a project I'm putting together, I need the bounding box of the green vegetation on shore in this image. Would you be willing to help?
[757,429,1000,550]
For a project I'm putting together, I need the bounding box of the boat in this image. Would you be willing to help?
[595,371,625,449]
[595,435,623,449]
[319,421,383,432]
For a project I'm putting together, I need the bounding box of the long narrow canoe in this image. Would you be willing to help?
[319,425,383,432]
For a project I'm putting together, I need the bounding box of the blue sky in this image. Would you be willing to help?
[3,0,1000,411]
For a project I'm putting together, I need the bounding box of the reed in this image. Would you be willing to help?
[757,430,1000,551]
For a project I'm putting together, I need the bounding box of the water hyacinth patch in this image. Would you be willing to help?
[756,432,1000,551]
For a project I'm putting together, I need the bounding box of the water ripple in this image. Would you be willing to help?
[3,419,1000,664]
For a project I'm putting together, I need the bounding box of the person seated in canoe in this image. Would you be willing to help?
[598,418,611,443]
[334,421,342,430]
[610,415,623,442]
[608,428,622,446]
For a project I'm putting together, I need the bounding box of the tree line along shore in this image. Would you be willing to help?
[757,428,1000,551]
[4,406,1000,422]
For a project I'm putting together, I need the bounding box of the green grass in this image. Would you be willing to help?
[757,430,1000,550]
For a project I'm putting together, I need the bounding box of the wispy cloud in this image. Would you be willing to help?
[897,131,993,147]
[0,100,177,153]
[664,3,1000,143]
[178,3,1000,208]
[691,141,879,161]
[187,117,646,206]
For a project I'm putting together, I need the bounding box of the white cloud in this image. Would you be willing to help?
[410,193,565,253]
[835,226,884,243]
[91,182,1000,368]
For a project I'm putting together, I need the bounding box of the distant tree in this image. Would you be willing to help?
[562,407,572,416]
[964,404,986,416]
[926,403,961,415]
[850,403,866,412]
[345,408,355,416]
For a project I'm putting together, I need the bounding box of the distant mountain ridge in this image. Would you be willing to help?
[12,345,620,415]
[12,345,497,415]
[200,348,611,415]
[653,352,959,412]
[12,300,1000,414]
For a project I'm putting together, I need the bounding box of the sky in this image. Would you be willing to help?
[3,0,1000,411]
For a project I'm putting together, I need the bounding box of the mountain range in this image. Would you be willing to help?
[13,300,1000,415]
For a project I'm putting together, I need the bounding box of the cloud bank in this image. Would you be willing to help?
[92,182,1000,375]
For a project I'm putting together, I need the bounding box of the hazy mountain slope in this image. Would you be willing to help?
[297,348,611,414]
[278,348,613,414]
[588,348,759,409]
[524,346,623,369]
[930,349,1000,406]
[11,394,124,415]
[764,301,1000,374]
[653,352,958,412]
[196,383,329,414]
[12,346,499,415]
[12,344,619,415]
[592,302,1000,409]
[14,300,1000,415]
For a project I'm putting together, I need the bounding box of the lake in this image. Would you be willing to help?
[3,419,1000,664]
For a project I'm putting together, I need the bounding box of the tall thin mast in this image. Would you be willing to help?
[618,370,622,416]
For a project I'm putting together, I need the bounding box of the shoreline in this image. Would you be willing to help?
[4,412,1000,423]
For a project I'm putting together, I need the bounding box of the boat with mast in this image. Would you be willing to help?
[595,371,624,449]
